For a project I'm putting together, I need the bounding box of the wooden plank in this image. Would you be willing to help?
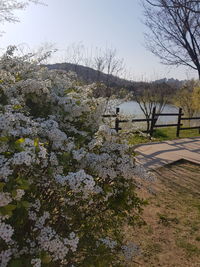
[118,119,129,123]
[180,126,200,130]
[102,114,117,118]
[181,117,200,120]
[112,127,122,131]
[154,123,182,128]
[118,118,152,123]
[156,113,183,116]
[132,118,152,122]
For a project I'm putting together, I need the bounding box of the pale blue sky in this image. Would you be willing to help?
[0,0,198,80]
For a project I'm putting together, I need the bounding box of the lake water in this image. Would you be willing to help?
[118,101,179,124]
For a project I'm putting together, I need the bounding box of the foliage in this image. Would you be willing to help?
[192,85,200,111]
[0,46,150,266]
[133,82,173,131]
[174,80,200,118]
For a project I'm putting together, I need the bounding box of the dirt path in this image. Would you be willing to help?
[135,137,200,169]
[125,160,200,267]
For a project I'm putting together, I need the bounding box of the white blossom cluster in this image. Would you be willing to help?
[0,249,14,267]
[0,47,150,266]
[31,258,41,267]
[122,243,141,260]
[0,221,14,243]
[55,170,95,197]
[99,237,117,250]
[0,192,12,207]
[36,226,79,261]
[37,226,69,260]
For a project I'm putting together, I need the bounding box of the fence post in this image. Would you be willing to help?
[115,118,119,133]
[149,106,156,137]
[115,107,120,133]
[176,107,182,137]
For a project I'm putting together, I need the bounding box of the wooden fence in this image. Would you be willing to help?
[103,107,200,137]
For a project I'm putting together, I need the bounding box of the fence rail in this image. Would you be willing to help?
[103,106,200,137]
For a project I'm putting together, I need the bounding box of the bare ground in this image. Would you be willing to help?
[125,160,200,267]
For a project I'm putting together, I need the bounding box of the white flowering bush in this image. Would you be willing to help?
[0,46,148,266]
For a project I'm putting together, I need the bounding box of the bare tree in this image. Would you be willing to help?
[145,0,200,13]
[32,42,57,64]
[134,82,173,131]
[0,0,43,25]
[82,47,93,82]
[104,48,124,88]
[64,42,85,72]
[93,47,124,86]
[142,0,200,79]
[93,48,106,82]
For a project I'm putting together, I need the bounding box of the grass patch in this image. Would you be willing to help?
[176,239,200,256]
[153,127,199,140]
[128,133,150,145]
[128,127,199,145]
[158,213,179,226]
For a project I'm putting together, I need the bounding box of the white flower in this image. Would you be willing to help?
[121,243,140,260]
[12,151,35,166]
[0,192,12,207]
[0,249,13,267]
[99,237,117,250]
[31,258,41,267]
[72,148,86,161]
[13,189,25,201]
[0,221,14,243]
[37,227,69,261]
[55,170,95,197]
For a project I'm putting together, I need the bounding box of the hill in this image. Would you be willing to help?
[46,63,184,96]
[46,62,133,88]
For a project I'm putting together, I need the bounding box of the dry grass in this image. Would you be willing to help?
[125,160,200,267]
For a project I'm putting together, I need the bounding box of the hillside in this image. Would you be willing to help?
[46,63,184,97]
[46,62,133,88]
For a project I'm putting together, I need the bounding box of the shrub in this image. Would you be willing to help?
[0,46,150,266]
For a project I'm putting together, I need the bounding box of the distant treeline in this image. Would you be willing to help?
[46,62,184,99]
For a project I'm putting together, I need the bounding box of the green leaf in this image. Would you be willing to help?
[64,88,76,94]
[9,259,23,267]
[21,201,30,209]
[16,177,30,190]
[15,138,25,144]
[0,204,16,216]
[0,182,5,191]
[4,204,16,212]
[13,105,22,110]
[0,136,9,142]
[11,190,17,198]
[34,138,39,147]
[41,253,51,264]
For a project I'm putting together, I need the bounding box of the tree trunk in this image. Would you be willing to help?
[146,119,150,132]
[197,67,200,80]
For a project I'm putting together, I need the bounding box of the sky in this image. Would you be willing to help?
[0,0,198,81]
